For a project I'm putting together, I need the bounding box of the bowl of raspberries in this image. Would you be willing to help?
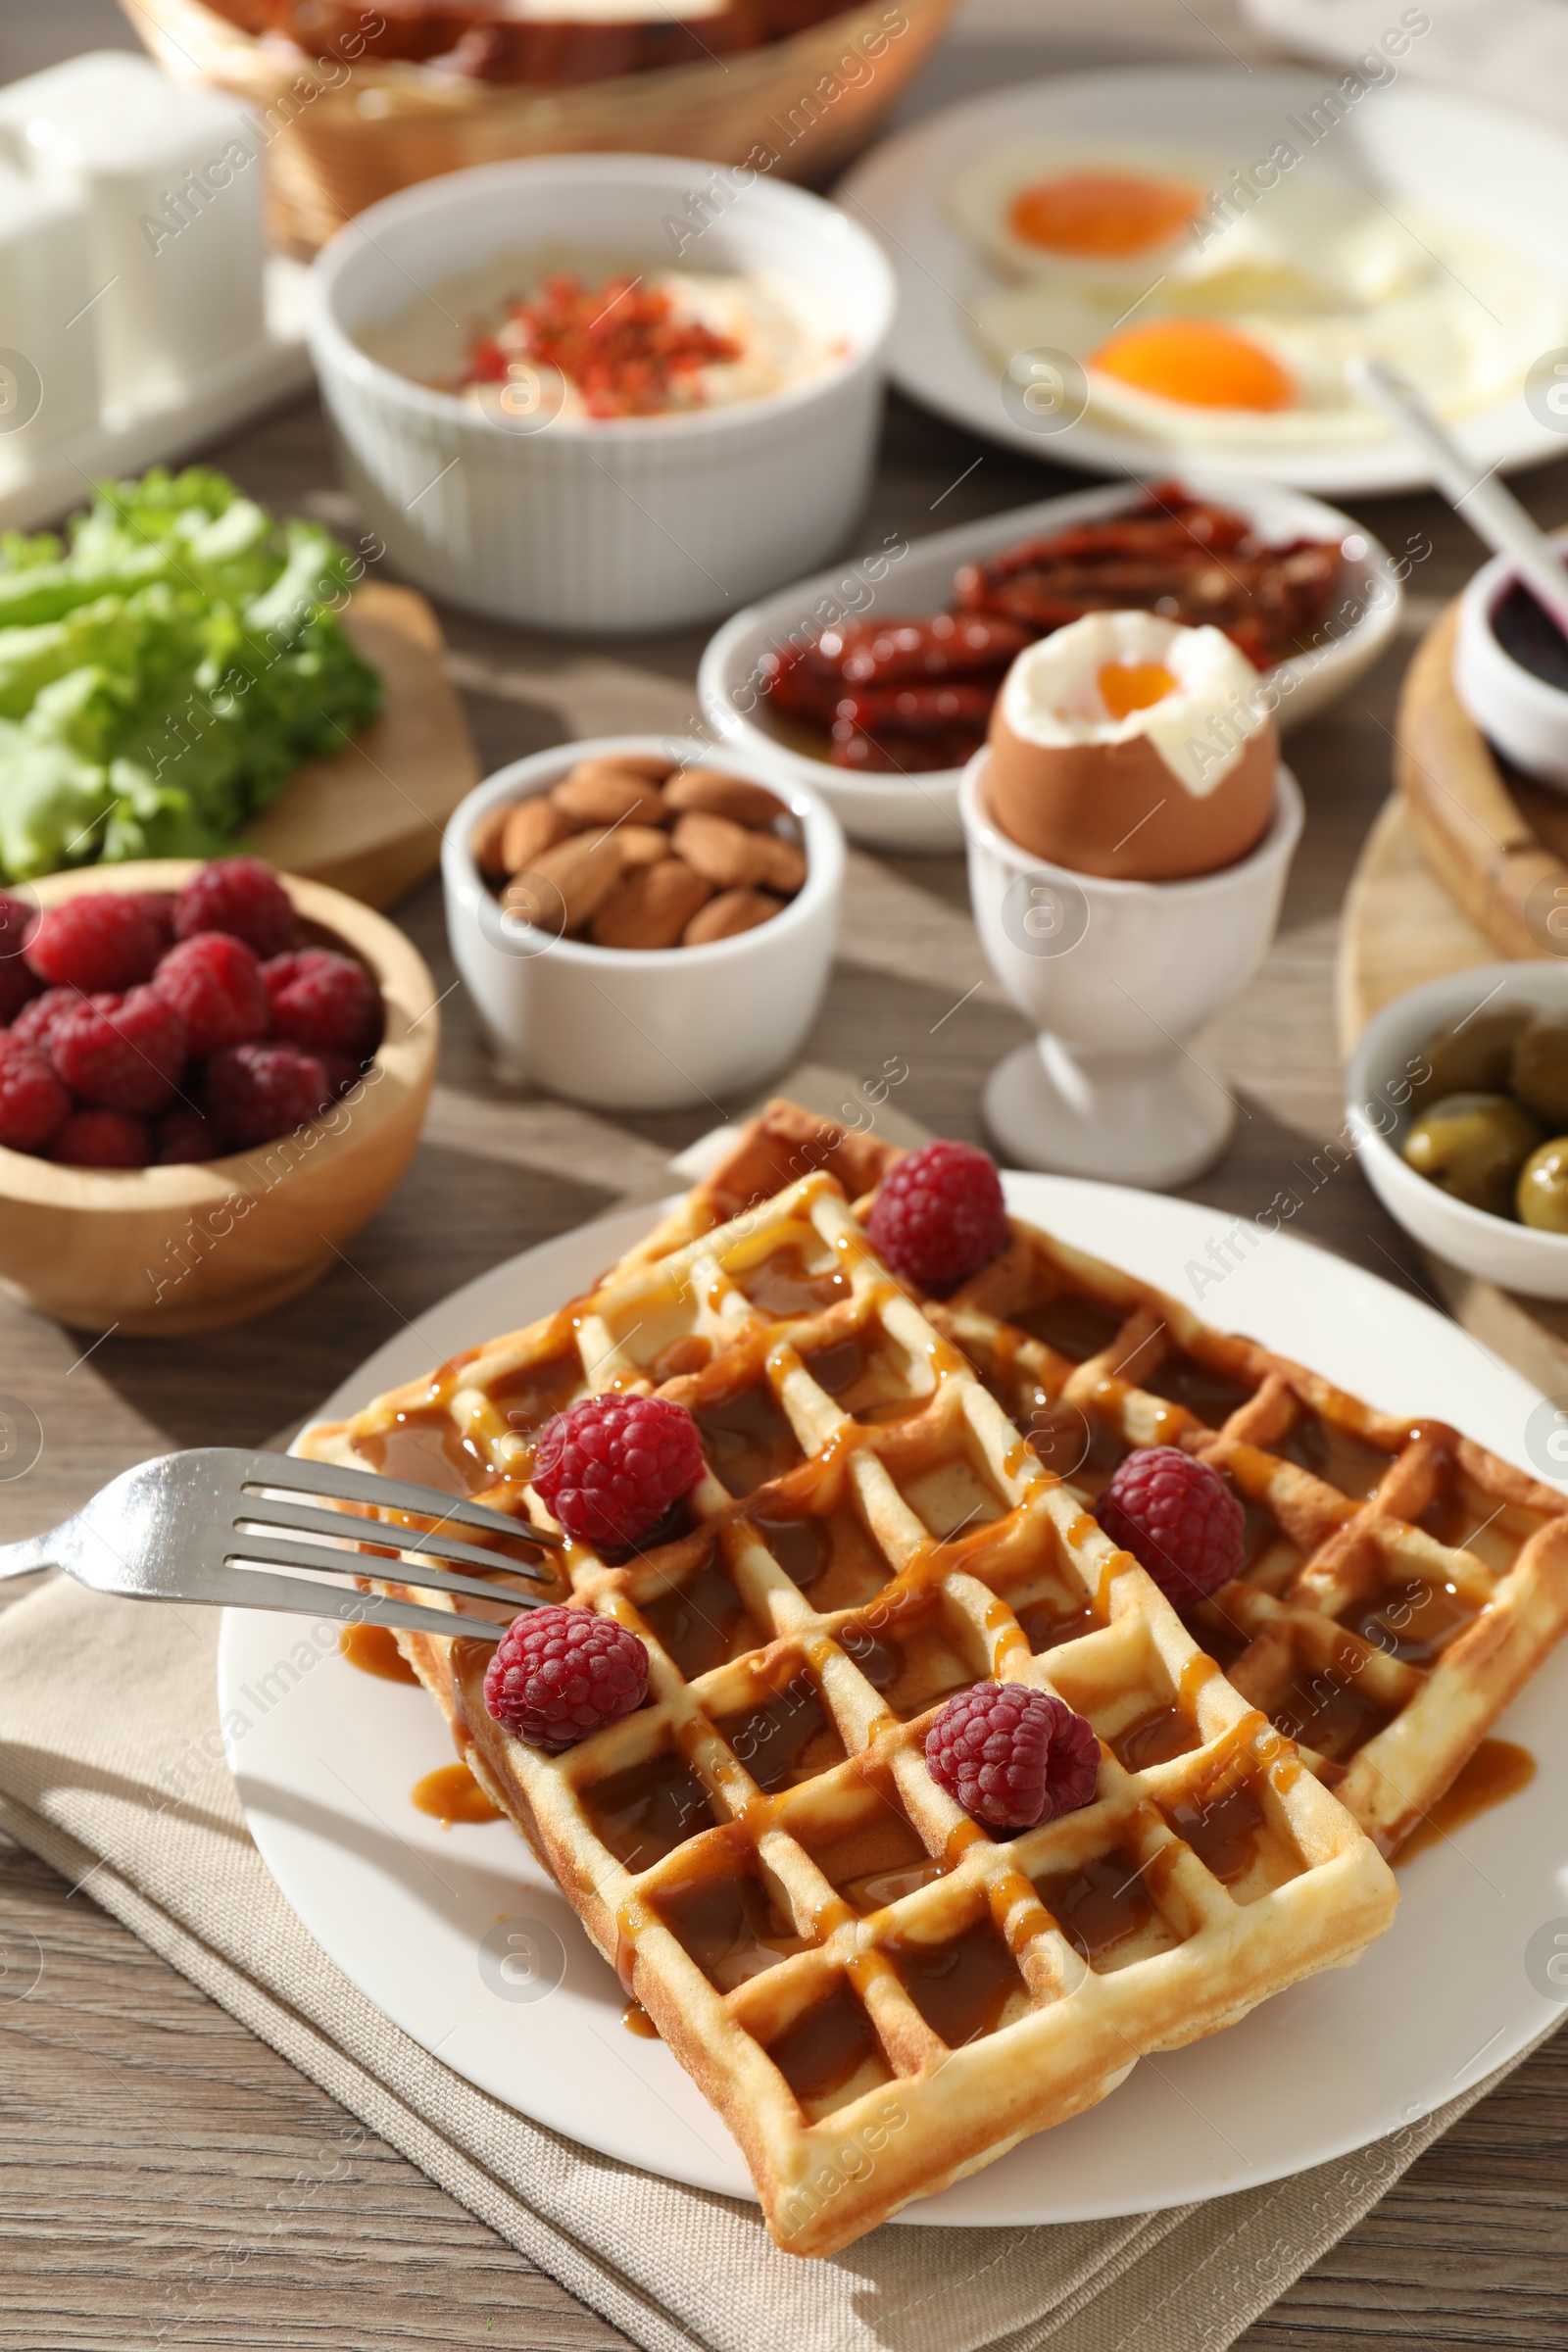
[0,856,438,1336]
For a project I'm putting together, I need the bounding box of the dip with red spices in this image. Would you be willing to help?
[428,260,848,422]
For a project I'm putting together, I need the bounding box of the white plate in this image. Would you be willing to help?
[697,470,1401,851]
[219,1178,1568,2225]
[836,69,1568,495]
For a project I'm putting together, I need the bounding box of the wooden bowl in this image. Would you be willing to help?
[2,861,438,1338]
[123,0,956,252]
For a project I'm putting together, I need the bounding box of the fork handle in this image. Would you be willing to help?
[0,1533,56,1582]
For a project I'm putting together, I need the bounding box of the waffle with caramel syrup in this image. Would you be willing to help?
[301,1158,1396,2254]
[655,1102,1568,1862]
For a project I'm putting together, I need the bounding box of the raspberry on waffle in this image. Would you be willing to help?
[301,1146,1396,2255]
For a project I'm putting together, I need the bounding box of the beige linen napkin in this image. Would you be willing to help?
[0,1572,1556,2352]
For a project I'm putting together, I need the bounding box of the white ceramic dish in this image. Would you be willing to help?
[1348,963,1568,1299]
[836,70,1568,495]
[308,155,894,634]
[0,47,310,534]
[220,1177,1568,2225]
[442,734,844,1111]
[964,754,1302,1188]
[1455,542,1568,790]
[697,471,1400,852]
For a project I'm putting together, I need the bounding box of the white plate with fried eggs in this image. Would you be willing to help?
[837,69,1568,492]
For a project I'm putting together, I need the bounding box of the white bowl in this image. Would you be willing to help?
[697,468,1402,852]
[1454,542,1568,790]
[308,155,894,634]
[1347,964,1568,1299]
[963,752,1302,1190]
[442,735,844,1111]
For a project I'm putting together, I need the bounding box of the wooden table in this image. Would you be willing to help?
[2,382,1564,2352]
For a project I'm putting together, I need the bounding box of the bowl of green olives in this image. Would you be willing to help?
[1347,966,1568,1298]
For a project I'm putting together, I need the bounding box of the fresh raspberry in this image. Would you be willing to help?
[0,893,40,1025]
[925,1683,1100,1832]
[25,893,162,995]
[867,1139,1009,1292]
[53,1107,150,1168]
[205,1040,329,1151]
[0,1033,71,1153]
[155,1105,218,1163]
[262,947,382,1062]
[1095,1446,1244,1609]
[51,985,188,1116]
[317,1051,362,1100]
[12,987,80,1056]
[154,932,268,1055]
[483,1602,649,1750]
[532,1393,705,1550]
[128,892,177,958]
[174,858,296,958]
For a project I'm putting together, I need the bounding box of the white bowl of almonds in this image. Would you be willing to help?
[442,734,844,1110]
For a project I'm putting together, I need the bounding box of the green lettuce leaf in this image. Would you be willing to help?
[0,466,382,882]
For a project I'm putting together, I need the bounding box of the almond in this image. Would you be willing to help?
[748,831,807,894]
[662,766,788,828]
[500,797,572,876]
[586,752,673,783]
[553,761,667,827]
[671,809,808,895]
[591,857,712,950]
[616,823,672,868]
[669,809,761,891]
[501,831,624,934]
[682,888,783,946]
[471,805,512,884]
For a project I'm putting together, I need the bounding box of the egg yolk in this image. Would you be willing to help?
[1098,662,1177,721]
[1008,172,1200,260]
[1091,318,1295,412]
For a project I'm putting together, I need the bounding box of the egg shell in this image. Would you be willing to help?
[984,701,1279,880]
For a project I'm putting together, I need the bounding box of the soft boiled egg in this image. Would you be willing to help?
[985,611,1277,881]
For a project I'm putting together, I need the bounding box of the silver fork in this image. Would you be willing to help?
[0,1447,564,1643]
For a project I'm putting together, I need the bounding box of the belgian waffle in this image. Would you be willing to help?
[302,1153,1396,2255]
[670,1101,1568,1861]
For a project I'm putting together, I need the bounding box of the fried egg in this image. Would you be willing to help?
[975,205,1568,449]
[947,141,1434,307]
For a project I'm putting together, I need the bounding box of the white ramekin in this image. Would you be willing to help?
[1348,963,1568,1300]
[443,735,844,1111]
[1454,543,1568,792]
[308,155,894,634]
[698,468,1402,853]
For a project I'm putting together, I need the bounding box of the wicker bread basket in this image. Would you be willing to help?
[122,0,955,251]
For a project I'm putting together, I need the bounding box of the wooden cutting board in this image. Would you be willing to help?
[241,580,479,908]
[1339,607,1568,1394]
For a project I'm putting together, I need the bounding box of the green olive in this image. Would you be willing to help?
[1402,1092,1543,1217]
[1412,1007,1533,1106]
[1511,1016,1568,1128]
[1518,1137,1568,1231]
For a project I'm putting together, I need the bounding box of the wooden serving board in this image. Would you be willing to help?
[1393,598,1568,956]
[241,580,479,908]
[1340,607,1568,1393]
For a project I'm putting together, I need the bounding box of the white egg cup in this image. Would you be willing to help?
[962,751,1304,1189]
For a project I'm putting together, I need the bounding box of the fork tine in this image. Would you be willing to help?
[238,1448,564,1547]
[208,1569,512,1642]
[226,1530,543,1611]
[235,1494,557,1586]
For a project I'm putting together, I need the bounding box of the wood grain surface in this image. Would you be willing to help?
[3,12,1567,2341]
